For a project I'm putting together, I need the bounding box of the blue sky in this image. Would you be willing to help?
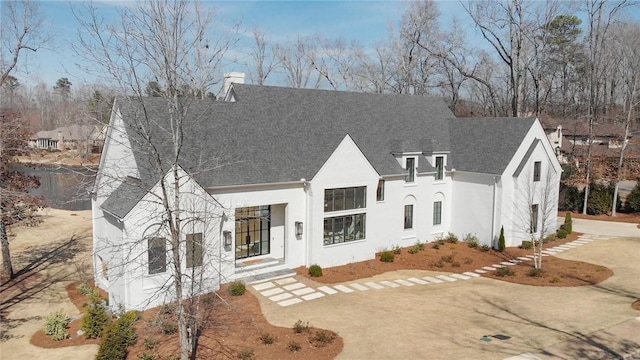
[14,0,640,89]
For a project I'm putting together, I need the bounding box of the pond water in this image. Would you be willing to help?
[11,164,97,211]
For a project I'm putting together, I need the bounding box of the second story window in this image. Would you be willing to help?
[405,157,415,183]
[376,179,385,201]
[533,161,541,182]
[435,156,444,180]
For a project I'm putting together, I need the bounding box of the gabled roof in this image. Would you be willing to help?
[101,177,148,219]
[113,84,536,189]
[33,124,94,141]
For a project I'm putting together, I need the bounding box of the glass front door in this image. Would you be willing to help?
[235,205,270,259]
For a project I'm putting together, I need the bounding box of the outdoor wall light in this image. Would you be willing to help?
[223,230,232,246]
[295,221,303,237]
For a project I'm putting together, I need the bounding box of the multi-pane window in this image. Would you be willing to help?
[324,187,366,212]
[376,180,385,201]
[435,156,444,180]
[186,233,203,268]
[404,204,414,229]
[533,161,541,182]
[323,214,366,245]
[530,204,539,233]
[148,237,166,275]
[405,158,415,183]
[433,201,442,225]
[235,206,270,259]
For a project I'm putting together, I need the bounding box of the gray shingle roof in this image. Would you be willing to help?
[448,117,536,175]
[110,85,535,195]
[101,177,148,219]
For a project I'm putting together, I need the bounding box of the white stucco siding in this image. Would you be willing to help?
[450,172,497,247]
[108,168,225,310]
[501,120,561,248]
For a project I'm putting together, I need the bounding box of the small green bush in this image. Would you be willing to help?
[564,212,573,233]
[138,353,156,360]
[415,241,425,251]
[446,232,458,243]
[82,299,110,339]
[143,337,158,350]
[308,264,323,277]
[310,329,337,347]
[379,251,395,263]
[625,181,640,213]
[228,281,246,296]
[96,310,139,360]
[432,242,440,249]
[481,244,490,252]
[550,277,561,283]
[464,233,479,248]
[434,260,445,268]
[44,310,69,341]
[287,341,302,352]
[237,349,255,360]
[441,254,454,263]
[260,333,275,344]
[556,229,568,239]
[161,321,178,335]
[521,241,532,250]
[293,320,310,334]
[451,261,461,268]
[497,226,506,252]
[391,244,402,254]
[528,268,543,277]
[408,246,419,254]
[77,282,92,297]
[495,267,515,277]
[463,257,473,265]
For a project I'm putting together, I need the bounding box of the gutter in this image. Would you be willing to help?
[206,180,306,192]
[491,176,500,247]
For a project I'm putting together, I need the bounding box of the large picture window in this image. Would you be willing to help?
[186,233,203,268]
[324,186,366,212]
[323,214,366,245]
[148,237,166,275]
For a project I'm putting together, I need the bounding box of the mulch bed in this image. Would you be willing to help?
[30,282,343,359]
[296,232,613,287]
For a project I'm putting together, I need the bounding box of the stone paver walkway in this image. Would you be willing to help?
[251,234,607,307]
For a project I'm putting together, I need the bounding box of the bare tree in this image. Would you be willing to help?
[515,164,560,270]
[246,28,278,85]
[74,1,238,359]
[274,35,323,89]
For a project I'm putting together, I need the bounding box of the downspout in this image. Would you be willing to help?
[491,176,500,247]
[302,179,311,267]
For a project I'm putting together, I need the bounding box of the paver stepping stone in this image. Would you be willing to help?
[492,264,505,268]
[503,353,540,360]
[317,286,338,295]
[379,280,401,288]
[350,283,369,291]
[334,284,354,293]
[422,276,444,283]
[364,282,384,289]
[548,247,565,251]
[407,277,428,285]
[275,277,297,285]
[482,266,497,271]
[525,255,535,258]
[436,275,458,282]
[261,288,284,297]
[283,283,306,291]
[541,250,557,255]
[518,257,531,261]
[394,279,415,286]
[278,298,303,307]
[500,262,515,266]
[302,292,325,301]
[574,240,590,244]
[450,274,471,280]
[292,287,315,296]
[463,272,481,277]
[270,293,293,302]
[253,282,275,291]
[509,259,522,263]
[474,269,487,274]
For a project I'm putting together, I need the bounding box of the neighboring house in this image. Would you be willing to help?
[30,124,103,151]
[92,80,561,310]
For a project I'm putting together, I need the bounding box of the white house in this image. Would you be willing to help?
[92,81,561,310]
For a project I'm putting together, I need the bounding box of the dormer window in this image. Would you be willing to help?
[405,158,415,183]
[435,156,444,180]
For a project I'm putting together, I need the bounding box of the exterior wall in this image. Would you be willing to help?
[308,135,454,268]
[450,172,498,247]
[92,107,139,294]
[501,120,561,248]
[105,168,225,310]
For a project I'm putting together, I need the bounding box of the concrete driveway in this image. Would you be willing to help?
[256,222,640,359]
